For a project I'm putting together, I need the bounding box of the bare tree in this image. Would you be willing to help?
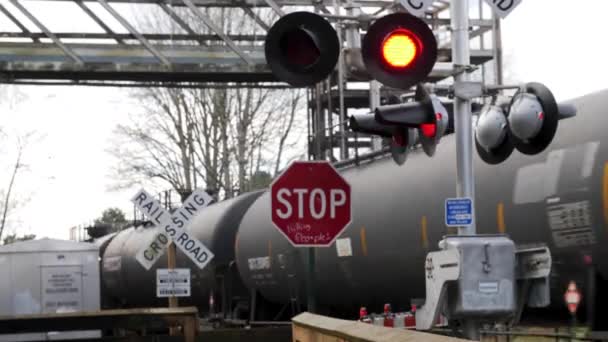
[0,133,32,242]
[111,86,305,199]
[0,86,27,109]
[109,5,303,198]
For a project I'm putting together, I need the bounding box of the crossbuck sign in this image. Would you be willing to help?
[132,188,214,270]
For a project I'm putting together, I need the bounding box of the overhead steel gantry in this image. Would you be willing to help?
[0,0,496,87]
[0,0,501,161]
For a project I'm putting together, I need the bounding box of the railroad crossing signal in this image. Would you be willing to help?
[475,82,571,164]
[362,13,438,90]
[270,161,351,247]
[265,12,437,89]
[132,188,214,270]
[264,12,339,87]
[564,281,581,314]
[350,85,449,165]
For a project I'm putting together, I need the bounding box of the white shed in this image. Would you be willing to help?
[0,238,101,341]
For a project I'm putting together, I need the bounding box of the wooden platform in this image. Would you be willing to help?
[292,312,469,342]
[0,307,199,342]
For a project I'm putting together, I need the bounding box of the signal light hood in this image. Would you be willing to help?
[475,82,567,165]
[391,127,417,165]
[362,13,437,90]
[475,105,515,165]
[507,82,559,155]
[415,86,448,157]
[264,12,340,87]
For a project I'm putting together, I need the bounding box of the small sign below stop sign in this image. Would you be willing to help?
[271,161,352,247]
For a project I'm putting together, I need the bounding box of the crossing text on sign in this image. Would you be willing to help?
[132,188,214,270]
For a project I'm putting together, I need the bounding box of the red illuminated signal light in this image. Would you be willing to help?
[420,123,436,138]
[361,13,438,89]
[421,113,442,138]
[381,30,421,69]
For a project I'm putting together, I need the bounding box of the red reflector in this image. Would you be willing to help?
[538,111,544,120]
[381,29,420,69]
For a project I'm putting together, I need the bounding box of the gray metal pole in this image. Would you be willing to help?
[492,14,504,85]
[307,247,316,312]
[452,3,480,338]
[451,0,476,236]
[369,81,383,151]
[334,0,348,160]
[478,0,486,86]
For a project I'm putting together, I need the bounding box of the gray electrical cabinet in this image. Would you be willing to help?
[0,238,101,341]
[443,235,516,319]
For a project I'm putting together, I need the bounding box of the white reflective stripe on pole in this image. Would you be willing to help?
[451,0,476,235]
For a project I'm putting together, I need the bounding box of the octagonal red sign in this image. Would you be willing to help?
[271,161,351,247]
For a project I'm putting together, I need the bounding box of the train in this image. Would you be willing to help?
[97,88,608,328]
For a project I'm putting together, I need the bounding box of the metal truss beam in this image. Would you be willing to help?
[19,0,395,7]
[8,0,83,64]
[0,0,494,86]
[1,32,266,41]
[0,42,489,84]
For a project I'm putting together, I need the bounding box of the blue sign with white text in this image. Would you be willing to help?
[445,197,473,227]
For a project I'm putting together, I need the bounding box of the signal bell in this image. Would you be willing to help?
[265,12,340,87]
[362,13,438,89]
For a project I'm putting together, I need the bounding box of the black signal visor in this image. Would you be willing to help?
[265,12,339,87]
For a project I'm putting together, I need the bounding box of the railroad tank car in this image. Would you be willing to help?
[99,89,608,326]
[100,191,263,312]
[235,89,608,320]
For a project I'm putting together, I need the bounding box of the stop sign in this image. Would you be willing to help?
[271,161,351,246]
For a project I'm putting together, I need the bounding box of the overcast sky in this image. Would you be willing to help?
[0,0,606,240]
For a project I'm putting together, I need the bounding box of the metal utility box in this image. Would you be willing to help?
[0,238,101,341]
[444,235,516,319]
